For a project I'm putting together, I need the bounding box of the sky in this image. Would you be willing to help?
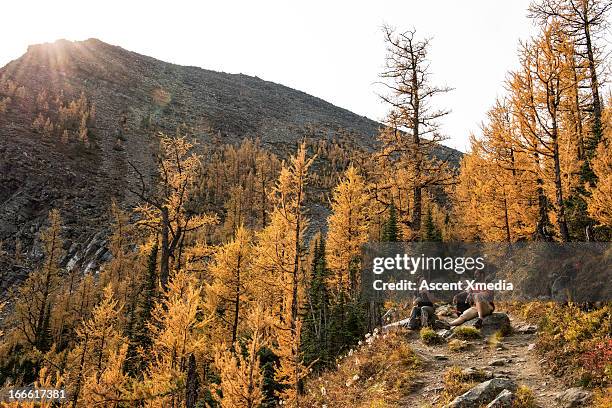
[0,0,543,152]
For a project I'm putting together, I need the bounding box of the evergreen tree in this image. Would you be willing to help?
[423,208,442,242]
[381,204,400,242]
[125,241,158,375]
[302,237,330,369]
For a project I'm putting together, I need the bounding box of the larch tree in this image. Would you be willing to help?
[326,165,370,298]
[453,100,540,242]
[253,143,313,325]
[214,305,270,408]
[138,269,210,408]
[13,209,64,351]
[100,200,138,314]
[130,134,217,288]
[509,23,575,241]
[586,104,611,227]
[529,0,611,165]
[68,285,128,408]
[205,225,254,347]
[252,143,314,407]
[377,26,455,240]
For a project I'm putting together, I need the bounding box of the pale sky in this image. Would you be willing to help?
[1,0,543,151]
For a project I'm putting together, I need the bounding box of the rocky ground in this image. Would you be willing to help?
[384,310,594,408]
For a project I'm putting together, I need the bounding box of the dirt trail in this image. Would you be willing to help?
[397,313,566,407]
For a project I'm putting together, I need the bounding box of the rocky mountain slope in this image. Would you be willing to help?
[0,38,459,289]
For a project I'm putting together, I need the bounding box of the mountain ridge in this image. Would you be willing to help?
[0,38,460,290]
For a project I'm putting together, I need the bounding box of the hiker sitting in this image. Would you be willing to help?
[406,290,436,330]
[449,290,495,329]
[452,290,471,317]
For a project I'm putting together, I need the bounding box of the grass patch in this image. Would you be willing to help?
[535,303,611,387]
[514,385,537,408]
[452,326,481,340]
[303,329,421,407]
[448,339,470,353]
[439,366,477,406]
[420,327,443,345]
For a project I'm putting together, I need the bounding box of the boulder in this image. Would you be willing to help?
[444,378,517,408]
[555,387,592,407]
[467,313,511,336]
[486,389,514,408]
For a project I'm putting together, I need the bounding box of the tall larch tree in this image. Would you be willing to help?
[130,135,217,288]
[13,209,64,351]
[377,26,455,240]
[252,143,314,407]
[326,165,370,298]
[205,225,254,347]
[529,0,611,167]
[214,305,270,408]
[67,285,128,407]
[509,23,574,241]
[137,269,210,407]
[586,102,612,228]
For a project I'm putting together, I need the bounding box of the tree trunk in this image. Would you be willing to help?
[583,11,603,150]
[552,133,570,241]
[160,206,170,289]
[231,253,242,348]
[185,354,199,408]
[411,67,422,238]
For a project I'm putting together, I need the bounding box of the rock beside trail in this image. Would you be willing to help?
[488,359,507,367]
[467,313,511,336]
[514,324,537,334]
[485,389,514,407]
[444,378,517,408]
[555,388,592,407]
[437,329,453,339]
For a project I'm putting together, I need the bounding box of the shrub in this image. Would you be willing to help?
[452,326,481,340]
[514,385,537,408]
[420,327,443,345]
[488,329,509,349]
[535,303,611,387]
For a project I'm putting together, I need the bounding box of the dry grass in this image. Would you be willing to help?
[452,326,481,340]
[303,329,421,407]
[447,339,470,353]
[438,366,478,406]
[514,385,537,408]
